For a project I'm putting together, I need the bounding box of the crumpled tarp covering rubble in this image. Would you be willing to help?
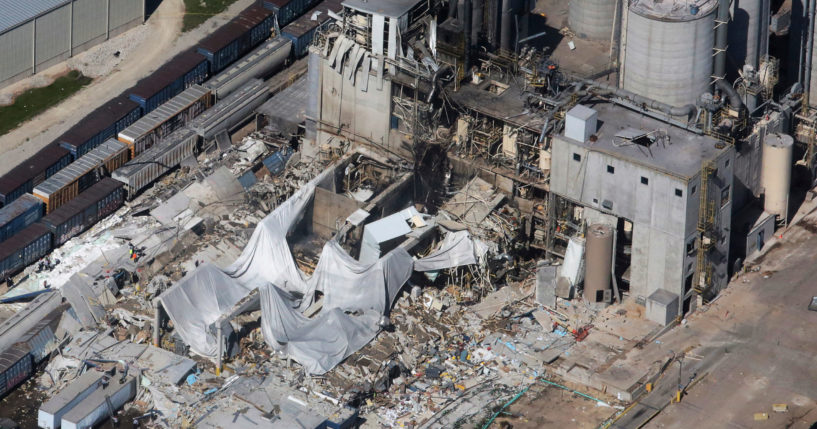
[414,229,489,272]
[158,172,420,374]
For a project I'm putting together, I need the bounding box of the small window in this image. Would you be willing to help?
[573,153,581,162]
[640,176,649,185]
[691,185,697,195]
[721,185,730,207]
[675,188,683,197]
[686,239,695,255]
[687,262,693,272]
[725,159,730,167]
[607,165,615,174]
[592,198,598,204]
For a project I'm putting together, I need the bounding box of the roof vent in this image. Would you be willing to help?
[565,105,598,143]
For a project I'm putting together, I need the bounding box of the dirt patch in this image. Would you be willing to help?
[493,381,614,429]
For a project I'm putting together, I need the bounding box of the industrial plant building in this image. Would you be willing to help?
[1,0,817,427]
[0,0,160,88]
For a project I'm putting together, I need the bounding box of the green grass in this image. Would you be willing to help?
[0,70,92,136]
[183,0,242,32]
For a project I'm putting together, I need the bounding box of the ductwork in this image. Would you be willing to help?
[805,0,816,100]
[427,66,454,103]
[714,0,729,81]
[464,0,472,69]
[579,78,698,118]
[714,79,745,109]
[501,0,513,52]
[472,0,483,48]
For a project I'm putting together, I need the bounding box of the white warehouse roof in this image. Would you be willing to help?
[0,0,71,34]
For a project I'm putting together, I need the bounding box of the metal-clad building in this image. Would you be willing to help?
[0,0,149,89]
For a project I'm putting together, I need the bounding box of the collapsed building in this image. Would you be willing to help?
[0,0,814,427]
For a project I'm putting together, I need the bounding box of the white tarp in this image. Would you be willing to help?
[158,171,414,373]
[259,285,381,374]
[561,236,586,287]
[158,265,252,357]
[414,230,488,272]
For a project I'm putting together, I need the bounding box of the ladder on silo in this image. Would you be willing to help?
[694,161,716,297]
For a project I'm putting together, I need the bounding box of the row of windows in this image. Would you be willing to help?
[574,153,686,197]
[575,153,735,199]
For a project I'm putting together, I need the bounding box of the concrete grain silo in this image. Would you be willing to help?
[569,0,618,40]
[622,0,718,106]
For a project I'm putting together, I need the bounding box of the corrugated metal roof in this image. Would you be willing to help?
[0,195,41,227]
[0,0,70,34]
[33,140,126,197]
[42,178,122,225]
[113,128,198,178]
[0,223,50,262]
[189,79,267,135]
[0,145,71,195]
[257,75,308,126]
[205,37,291,91]
[119,85,210,142]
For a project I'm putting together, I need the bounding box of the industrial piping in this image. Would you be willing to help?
[714,0,729,81]
[501,0,513,52]
[577,78,698,118]
[472,0,483,48]
[803,0,817,101]
[714,79,745,109]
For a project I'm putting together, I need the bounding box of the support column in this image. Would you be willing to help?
[152,299,161,347]
[32,18,37,74]
[106,0,111,40]
[216,323,223,376]
[69,1,74,57]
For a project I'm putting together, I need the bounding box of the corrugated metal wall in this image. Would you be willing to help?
[110,0,142,35]
[72,0,107,50]
[0,0,146,88]
[0,22,34,84]
[35,4,71,68]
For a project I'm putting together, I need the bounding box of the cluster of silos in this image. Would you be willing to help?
[621,0,719,107]
[569,0,617,40]
[761,133,793,218]
[584,224,613,304]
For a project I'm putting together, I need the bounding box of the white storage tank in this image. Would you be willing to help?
[761,133,793,218]
[569,0,618,40]
[622,0,718,106]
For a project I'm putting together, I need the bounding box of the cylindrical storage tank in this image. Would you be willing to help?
[727,0,770,70]
[623,0,718,106]
[761,133,793,217]
[569,0,617,40]
[584,224,613,303]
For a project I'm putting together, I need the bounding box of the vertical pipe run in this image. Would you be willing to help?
[472,0,483,48]
[465,0,472,70]
[501,0,513,52]
[714,0,729,81]
[800,0,811,85]
[805,0,816,101]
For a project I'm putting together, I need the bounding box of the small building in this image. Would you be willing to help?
[550,101,735,324]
